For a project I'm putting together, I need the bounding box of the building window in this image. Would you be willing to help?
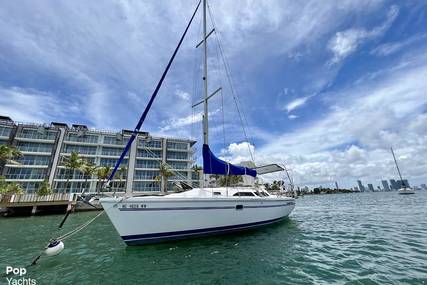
[55,168,92,180]
[137,149,161,158]
[99,158,128,167]
[166,151,188,160]
[139,139,162,148]
[133,181,160,192]
[5,168,47,179]
[16,128,57,140]
[54,181,91,193]
[15,155,51,166]
[166,161,188,169]
[167,141,188,150]
[0,126,12,137]
[135,159,160,169]
[103,136,130,145]
[101,147,125,156]
[16,142,53,153]
[134,170,159,180]
[66,133,99,143]
[63,145,97,155]
[20,182,43,193]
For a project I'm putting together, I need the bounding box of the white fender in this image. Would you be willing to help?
[45,240,64,256]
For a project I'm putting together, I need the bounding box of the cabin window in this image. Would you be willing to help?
[233,192,255,197]
[235,205,244,210]
[213,192,221,195]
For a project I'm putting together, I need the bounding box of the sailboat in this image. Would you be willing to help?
[99,0,295,245]
[391,147,415,195]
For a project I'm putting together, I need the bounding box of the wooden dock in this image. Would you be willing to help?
[0,193,77,216]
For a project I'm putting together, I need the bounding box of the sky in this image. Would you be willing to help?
[1,0,427,189]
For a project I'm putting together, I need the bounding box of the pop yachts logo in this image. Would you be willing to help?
[5,266,36,285]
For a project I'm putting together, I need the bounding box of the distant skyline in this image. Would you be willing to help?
[1,1,427,187]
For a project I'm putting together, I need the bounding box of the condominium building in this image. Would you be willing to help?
[0,116,200,193]
[357,180,365,192]
[381,180,390,191]
[389,179,398,190]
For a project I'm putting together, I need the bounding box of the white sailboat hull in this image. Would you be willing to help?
[100,192,295,245]
[398,188,415,195]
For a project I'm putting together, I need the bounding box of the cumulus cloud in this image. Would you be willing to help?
[328,5,399,64]
[220,142,255,164]
[175,90,191,101]
[223,51,427,188]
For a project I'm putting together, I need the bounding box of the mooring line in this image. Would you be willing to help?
[29,195,127,266]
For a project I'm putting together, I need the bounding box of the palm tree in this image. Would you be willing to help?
[62,152,84,193]
[216,175,243,187]
[155,162,175,194]
[36,178,52,196]
[191,164,202,187]
[96,166,112,194]
[117,166,127,191]
[0,176,23,195]
[0,145,22,167]
[79,160,98,193]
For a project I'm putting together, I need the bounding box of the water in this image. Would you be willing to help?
[1,192,426,285]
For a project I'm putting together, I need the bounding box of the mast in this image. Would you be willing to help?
[202,0,209,145]
[391,147,405,188]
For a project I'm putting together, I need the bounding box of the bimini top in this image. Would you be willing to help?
[202,144,257,177]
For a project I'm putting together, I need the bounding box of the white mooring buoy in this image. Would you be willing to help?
[45,240,64,256]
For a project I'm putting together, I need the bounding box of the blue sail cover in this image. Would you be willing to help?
[203,144,257,177]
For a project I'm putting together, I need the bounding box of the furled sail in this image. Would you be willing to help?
[202,144,257,177]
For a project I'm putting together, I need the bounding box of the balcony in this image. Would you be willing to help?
[5,174,47,180]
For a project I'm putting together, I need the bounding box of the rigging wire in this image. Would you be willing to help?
[207,2,256,163]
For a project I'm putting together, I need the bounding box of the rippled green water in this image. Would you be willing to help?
[1,191,426,284]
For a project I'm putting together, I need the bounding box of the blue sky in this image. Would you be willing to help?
[1,0,427,188]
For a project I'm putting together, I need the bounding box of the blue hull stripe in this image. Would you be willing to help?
[121,217,286,245]
[119,203,294,212]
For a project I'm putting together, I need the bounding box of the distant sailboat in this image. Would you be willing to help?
[391,147,415,195]
[99,0,295,245]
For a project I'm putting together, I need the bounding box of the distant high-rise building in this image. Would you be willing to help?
[357,180,365,192]
[402,179,410,188]
[368,184,374,191]
[335,181,339,190]
[395,179,410,189]
[390,179,398,190]
[382,180,390,191]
